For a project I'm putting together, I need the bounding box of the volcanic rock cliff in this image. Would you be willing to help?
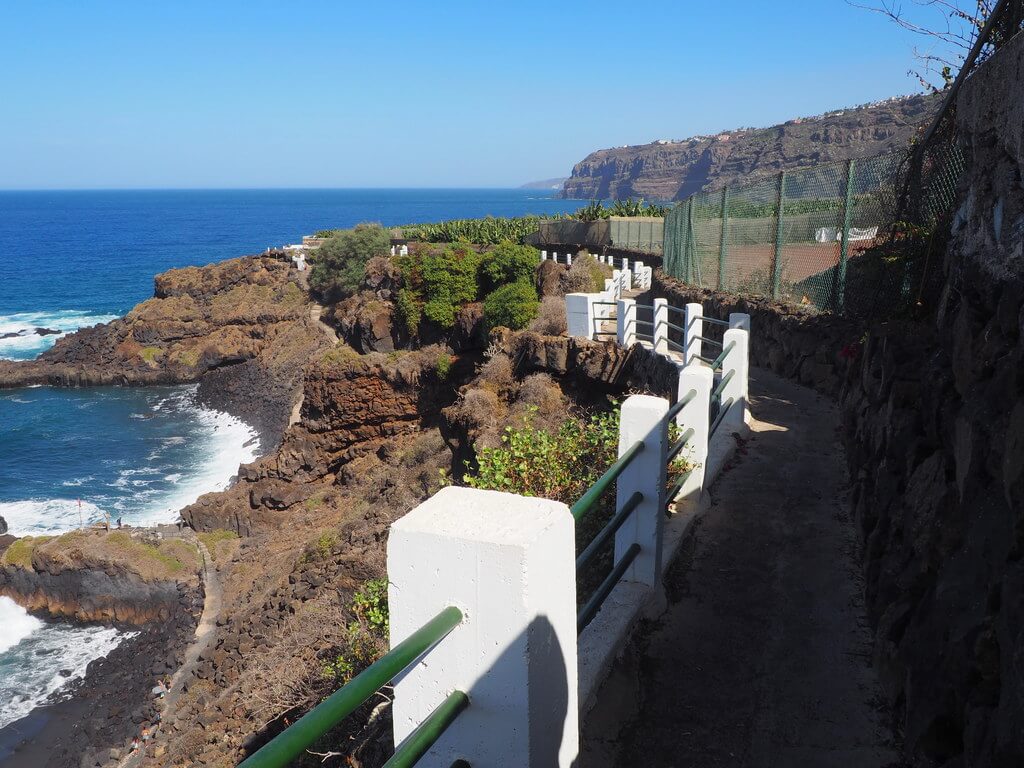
[562,93,940,201]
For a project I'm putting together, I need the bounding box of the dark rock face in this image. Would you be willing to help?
[562,94,939,201]
[839,35,1024,767]
[0,564,186,624]
[0,514,6,535]
[0,255,317,390]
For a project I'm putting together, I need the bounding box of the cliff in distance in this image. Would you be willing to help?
[561,93,940,201]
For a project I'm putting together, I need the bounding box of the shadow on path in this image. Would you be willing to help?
[586,367,903,768]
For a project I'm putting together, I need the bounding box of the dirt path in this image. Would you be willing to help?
[120,536,223,767]
[592,367,901,768]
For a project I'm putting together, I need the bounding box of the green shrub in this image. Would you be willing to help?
[420,244,481,328]
[435,352,453,380]
[394,287,423,336]
[479,241,540,292]
[309,223,391,303]
[482,280,539,331]
[466,408,618,503]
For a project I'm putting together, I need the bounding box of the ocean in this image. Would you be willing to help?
[0,188,583,734]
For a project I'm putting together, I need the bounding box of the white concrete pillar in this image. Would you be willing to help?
[620,268,632,292]
[617,298,637,347]
[603,278,614,293]
[541,250,548,261]
[634,262,646,289]
[622,259,630,274]
[653,298,669,355]
[388,486,579,767]
[612,270,622,300]
[565,293,596,340]
[720,328,749,428]
[566,253,573,267]
[729,312,751,332]
[614,395,669,586]
[391,245,396,256]
[684,303,704,365]
[671,364,712,508]
[552,251,559,264]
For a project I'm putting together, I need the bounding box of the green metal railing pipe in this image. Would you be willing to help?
[709,398,735,437]
[571,440,644,521]
[577,542,642,633]
[665,389,696,422]
[695,335,722,347]
[710,370,735,403]
[710,341,736,370]
[383,690,470,768]
[665,320,686,335]
[666,468,693,507]
[667,427,695,465]
[576,491,643,573]
[701,316,731,328]
[240,606,464,768]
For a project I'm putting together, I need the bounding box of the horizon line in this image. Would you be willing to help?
[0,185,572,193]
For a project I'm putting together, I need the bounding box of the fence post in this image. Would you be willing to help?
[617,298,637,347]
[836,158,856,314]
[565,293,596,340]
[541,250,547,261]
[729,312,750,332]
[567,253,573,267]
[653,298,669,354]
[771,171,787,299]
[614,394,669,586]
[718,186,730,291]
[720,328,749,429]
[634,261,646,289]
[620,268,632,293]
[671,364,712,507]
[684,302,703,365]
[388,486,579,767]
[685,200,695,284]
[612,270,622,299]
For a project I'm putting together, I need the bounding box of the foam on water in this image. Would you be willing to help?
[0,310,119,361]
[0,387,259,535]
[0,597,134,729]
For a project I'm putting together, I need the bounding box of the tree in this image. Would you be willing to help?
[309,224,391,303]
[850,0,1022,91]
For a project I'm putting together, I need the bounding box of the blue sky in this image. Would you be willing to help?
[0,1,956,189]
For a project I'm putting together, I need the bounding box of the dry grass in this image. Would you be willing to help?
[528,296,568,335]
[197,529,239,563]
[1,536,53,569]
[13,530,202,582]
[562,252,612,294]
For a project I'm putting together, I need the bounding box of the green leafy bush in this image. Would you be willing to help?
[482,280,539,331]
[466,407,619,503]
[309,223,391,302]
[400,215,554,245]
[419,244,482,328]
[573,198,669,221]
[479,241,540,292]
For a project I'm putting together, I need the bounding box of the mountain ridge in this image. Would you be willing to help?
[561,93,940,201]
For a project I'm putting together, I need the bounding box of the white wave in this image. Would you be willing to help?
[0,597,135,729]
[60,476,94,487]
[0,598,43,655]
[129,391,260,527]
[0,499,106,537]
[0,310,118,361]
[2,388,260,533]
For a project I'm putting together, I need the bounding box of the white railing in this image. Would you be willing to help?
[541,250,652,291]
[377,300,750,767]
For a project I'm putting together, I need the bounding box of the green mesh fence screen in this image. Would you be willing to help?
[663,148,964,316]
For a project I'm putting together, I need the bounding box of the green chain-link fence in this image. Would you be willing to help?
[663,147,965,317]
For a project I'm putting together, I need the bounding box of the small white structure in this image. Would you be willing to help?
[389,487,579,767]
[291,252,306,271]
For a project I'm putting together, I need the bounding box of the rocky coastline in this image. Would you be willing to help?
[0,252,329,766]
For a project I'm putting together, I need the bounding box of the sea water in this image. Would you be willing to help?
[0,187,582,730]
